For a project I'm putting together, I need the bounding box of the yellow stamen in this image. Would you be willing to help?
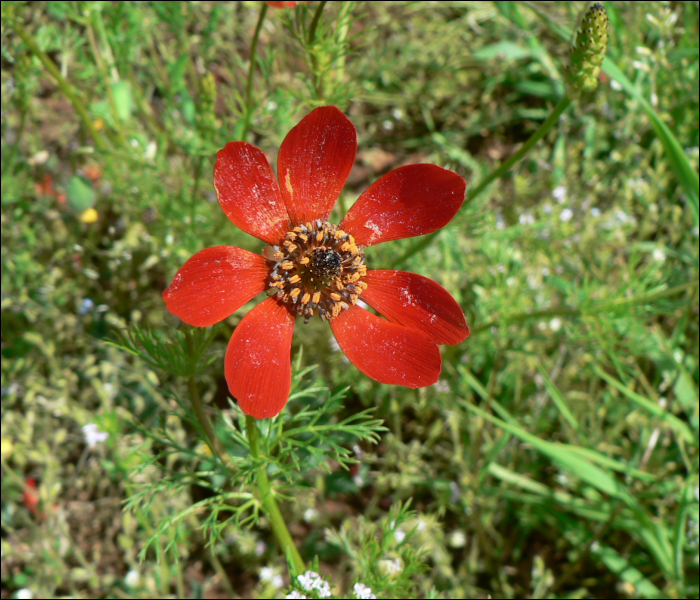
[302,292,311,304]
[300,256,310,265]
[281,261,295,270]
[312,292,321,304]
[290,288,301,299]
[289,275,301,284]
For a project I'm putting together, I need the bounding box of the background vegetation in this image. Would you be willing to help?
[1,1,698,598]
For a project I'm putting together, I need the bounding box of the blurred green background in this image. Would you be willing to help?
[1,1,698,598]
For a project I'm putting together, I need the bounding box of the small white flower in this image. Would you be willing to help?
[610,79,623,91]
[433,379,450,393]
[392,108,404,120]
[316,580,331,598]
[652,248,666,263]
[82,423,109,448]
[378,556,404,577]
[416,519,427,532]
[286,592,307,599]
[297,571,331,597]
[560,208,574,222]
[260,567,276,582]
[15,590,33,600]
[165,234,174,245]
[354,582,377,599]
[144,141,157,160]
[255,540,267,556]
[303,508,319,523]
[519,212,535,225]
[267,101,279,111]
[552,186,567,203]
[590,207,601,217]
[549,318,562,332]
[543,203,553,214]
[394,528,406,543]
[272,575,284,589]
[124,570,141,588]
[353,474,365,487]
[448,530,467,548]
[382,119,395,131]
[298,571,321,591]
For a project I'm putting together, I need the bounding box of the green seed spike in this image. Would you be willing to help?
[566,2,610,99]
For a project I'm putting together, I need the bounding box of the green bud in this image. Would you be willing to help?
[566,2,610,98]
[196,72,218,137]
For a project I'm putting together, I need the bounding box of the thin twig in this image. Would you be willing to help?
[241,3,268,141]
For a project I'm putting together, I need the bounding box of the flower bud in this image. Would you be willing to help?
[566,3,610,98]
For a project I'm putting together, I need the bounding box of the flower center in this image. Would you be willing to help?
[263,220,368,323]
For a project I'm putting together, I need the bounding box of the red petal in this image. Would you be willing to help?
[163,246,269,327]
[330,305,441,388]
[278,106,357,225]
[340,164,466,246]
[215,142,290,244]
[225,298,295,419]
[362,270,469,345]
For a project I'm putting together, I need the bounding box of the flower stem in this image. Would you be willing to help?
[241,2,268,141]
[307,0,328,100]
[389,95,573,268]
[12,20,107,150]
[184,330,237,474]
[246,414,305,574]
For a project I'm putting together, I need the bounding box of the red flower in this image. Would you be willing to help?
[164,107,469,419]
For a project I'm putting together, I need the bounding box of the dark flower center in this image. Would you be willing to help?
[308,249,342,281]
[262,220,368,323]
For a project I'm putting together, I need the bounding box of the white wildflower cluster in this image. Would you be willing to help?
[297,571,331,598]
[286,591,307,600]
[353,582,377,599]
[260,566,284,589]
[82,423,109,448]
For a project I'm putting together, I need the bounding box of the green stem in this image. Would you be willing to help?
[12,21,107,150]
[190,156,204,236]
[241,2,268,141]
[307,0,327,46]
[308,0,328,100]
[246,414,305,574]
[471,281,697,335]
[389,96,572,268]
[184,331,237,474]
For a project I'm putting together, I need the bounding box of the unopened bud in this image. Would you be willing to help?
[567,3,610,98]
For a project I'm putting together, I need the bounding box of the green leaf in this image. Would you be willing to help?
[66,175,95,212]
[593,365,696,443]
[111,80,133,122]
[592,544,662,599]
[536,361,580,431]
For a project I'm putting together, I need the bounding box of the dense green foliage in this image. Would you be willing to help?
[1,1,698,598]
